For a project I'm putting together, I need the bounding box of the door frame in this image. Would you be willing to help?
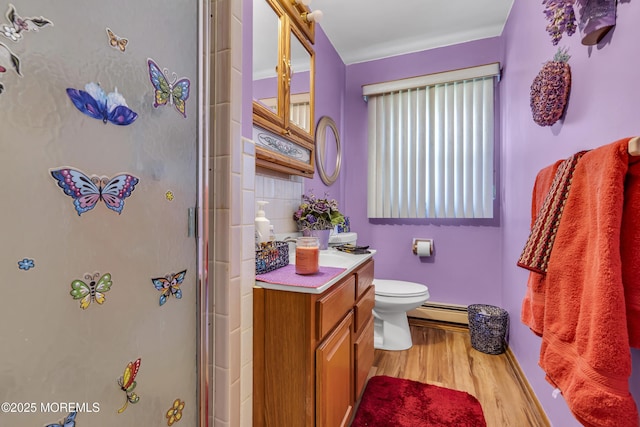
[197,1,212,426]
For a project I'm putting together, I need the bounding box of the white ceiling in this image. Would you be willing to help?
[253,0,514,78]
[314,0,514,65]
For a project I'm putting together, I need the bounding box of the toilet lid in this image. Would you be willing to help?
[374,279,429,297]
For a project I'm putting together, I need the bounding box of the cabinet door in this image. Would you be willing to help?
[316,312,354,427]
[354,316,375,400]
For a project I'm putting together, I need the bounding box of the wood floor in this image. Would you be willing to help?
[363,318,550,427]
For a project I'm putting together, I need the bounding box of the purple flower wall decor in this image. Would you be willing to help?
[542,0,577,45]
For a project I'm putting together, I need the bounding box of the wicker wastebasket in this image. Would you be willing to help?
[467,304,509,355]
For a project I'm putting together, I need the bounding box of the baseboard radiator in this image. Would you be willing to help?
[408,302,470,325]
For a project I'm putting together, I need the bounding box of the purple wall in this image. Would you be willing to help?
[253,71,311,100]
[502,1,640,425]
[342,39,505,307]
[304,27,346,200]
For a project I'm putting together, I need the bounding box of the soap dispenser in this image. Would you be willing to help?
[255,201,271,244]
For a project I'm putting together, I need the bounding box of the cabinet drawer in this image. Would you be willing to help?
[317,275,356,340]
[354,285,375,334]
[355,259,374,299]
[354,316,374,400]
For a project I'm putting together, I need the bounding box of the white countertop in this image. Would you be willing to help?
[255,249,376,294]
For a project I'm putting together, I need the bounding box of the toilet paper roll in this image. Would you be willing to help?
[415,240,432,257]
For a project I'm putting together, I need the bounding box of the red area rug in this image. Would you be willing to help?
[351,376,487,427]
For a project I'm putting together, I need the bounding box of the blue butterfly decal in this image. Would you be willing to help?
[45,411,76,427]
[50,167,139,216]
[147,58,190,118]
[66,82,137,126]
[152,270,187,306]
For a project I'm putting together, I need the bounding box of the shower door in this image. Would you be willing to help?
[0,0,204,425]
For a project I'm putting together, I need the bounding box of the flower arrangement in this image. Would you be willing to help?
[542,0,577,45]
[293,191,345,231]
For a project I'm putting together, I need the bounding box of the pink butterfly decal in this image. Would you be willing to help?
[50,168,139,216]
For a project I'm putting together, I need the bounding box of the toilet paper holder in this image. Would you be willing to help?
[412,238,433,256]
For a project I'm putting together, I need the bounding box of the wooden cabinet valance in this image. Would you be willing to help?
[252,0,316,177]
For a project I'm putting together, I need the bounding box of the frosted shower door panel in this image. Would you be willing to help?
[0,1,199,426]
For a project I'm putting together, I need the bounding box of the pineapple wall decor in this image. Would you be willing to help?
[530,47,572,127]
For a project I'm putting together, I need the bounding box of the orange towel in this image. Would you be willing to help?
[521,138,639,426]
[622,155,640,348]
[520,159,562,336]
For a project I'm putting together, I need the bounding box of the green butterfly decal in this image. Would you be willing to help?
[70,272,112,309]
[147,58,191,118]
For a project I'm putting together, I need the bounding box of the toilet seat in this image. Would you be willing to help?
[372,279,430,351]
[374,279,429,297]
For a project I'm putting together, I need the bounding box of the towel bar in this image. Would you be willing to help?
[629,137,640,156]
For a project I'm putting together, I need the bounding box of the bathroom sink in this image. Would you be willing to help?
[289,249,361,269]
[318,250,359,268]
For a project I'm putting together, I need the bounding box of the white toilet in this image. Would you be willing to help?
[373,279,430,351]
[328,232,431,351]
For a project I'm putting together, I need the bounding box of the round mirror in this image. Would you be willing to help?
[315,116,341,185]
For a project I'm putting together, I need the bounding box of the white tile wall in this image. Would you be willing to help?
[211,0,252,426]
[211,0,307,425]
[255,168,304,234]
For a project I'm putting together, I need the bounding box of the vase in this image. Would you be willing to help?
[302,229,331,250]
[576,0,616,45]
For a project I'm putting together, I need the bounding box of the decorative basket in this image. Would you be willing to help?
[467,304,509,355]
[255,241,289,275]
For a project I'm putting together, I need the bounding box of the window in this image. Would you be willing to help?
[364,63,499,219]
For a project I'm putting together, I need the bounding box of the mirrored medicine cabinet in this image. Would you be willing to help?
[253,0,316,177]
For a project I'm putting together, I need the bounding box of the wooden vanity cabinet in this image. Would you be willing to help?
[253,259,375,427]
[253,0,316,177]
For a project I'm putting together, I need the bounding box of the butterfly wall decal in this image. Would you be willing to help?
[70,272,112,310]
[1,3,53,43]
[66,82,138,126]
[50,167,139,216]
[45,411,77,427]
[117,358,141,414]
[106,27,128,52]
[147,58,191,118]
[0,41,20,95]
[0,42,20,74]
[152,270,187,306]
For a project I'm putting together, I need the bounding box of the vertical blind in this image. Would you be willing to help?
[290,101,311,132]
[365,64,498,219]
